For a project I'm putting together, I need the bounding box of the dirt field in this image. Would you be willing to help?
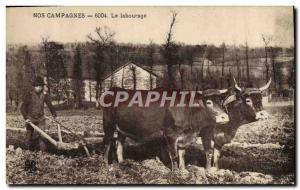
[6,105,295,185]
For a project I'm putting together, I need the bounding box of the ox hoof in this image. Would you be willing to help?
[208,167,218,172]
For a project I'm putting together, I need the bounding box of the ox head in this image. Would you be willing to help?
[233,77,271,121]
[197,89,230,124]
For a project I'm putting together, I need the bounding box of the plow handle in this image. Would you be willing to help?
[57,123,63,143]
[27,121,57,147]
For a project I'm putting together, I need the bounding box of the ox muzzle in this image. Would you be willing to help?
[216,113,229,124]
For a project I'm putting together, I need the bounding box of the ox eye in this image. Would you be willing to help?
[245,98,252,105]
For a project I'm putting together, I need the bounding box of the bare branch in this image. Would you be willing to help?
[165,11,178,47]
[261,34,273,47]
[88,26,116,45]
[87,33,100,44]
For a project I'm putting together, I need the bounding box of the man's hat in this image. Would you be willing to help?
[33,76,45,86]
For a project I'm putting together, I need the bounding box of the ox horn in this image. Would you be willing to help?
[219,89,228,94]
[233,77,242,91]
[259,78,272,91]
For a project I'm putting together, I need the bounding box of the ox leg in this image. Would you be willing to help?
[213,148,221,169]
[116,134,125,163]
[104,130,117,164]
[159,148,175,171]
[205,150,213,169]
[212,132,234,169]
[204,149,213,169]
[104,143,112,164]
[158,137,176,171]
[201,127,214,169]
[178,147,186,170]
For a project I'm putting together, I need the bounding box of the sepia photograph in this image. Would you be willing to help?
[6,6,295,185]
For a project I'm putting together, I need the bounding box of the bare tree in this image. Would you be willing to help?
[270,46,282,94]
[72,45,84,108]
[200,45,208,85]
[87,26,115,107]
[245,41,250,83]
[41,37,50,94]
[41,40,67,103]
[147,40,155,90]
[234,45,241,84]
[220,42,226,88]
[87,26,116,45]
[86,59,92,103]
[206,45,219,86]
[262,34,273,83]
[162,11,179,89]
[121,65,125,88]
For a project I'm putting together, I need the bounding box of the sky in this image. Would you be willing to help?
[6,6,294,47]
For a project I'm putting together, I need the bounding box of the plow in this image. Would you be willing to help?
[21,116,104,156]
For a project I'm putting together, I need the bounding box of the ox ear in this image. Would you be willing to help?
[233,77,242,92]
[259,78,272,91]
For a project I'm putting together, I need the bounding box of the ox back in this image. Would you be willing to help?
[102,88,217,170]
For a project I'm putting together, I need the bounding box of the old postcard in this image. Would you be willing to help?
[6,6,295,185]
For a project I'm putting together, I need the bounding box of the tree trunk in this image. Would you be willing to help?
[201,60,204,81]
[245,43,250,83]
[167,64,177,89]
[221,50,225,88]
[121,65,125,88]
[149,73,153,90]
[265,47,269,83]
[236,54,241,84]
[270,47,277,94]
[190,64,193,80]
[180,69,184,89]
[95,80,100,108]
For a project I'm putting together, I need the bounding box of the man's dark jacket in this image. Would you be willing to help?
[20,91,57,123]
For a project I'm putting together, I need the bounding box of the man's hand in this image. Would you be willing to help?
[25,119,31,123]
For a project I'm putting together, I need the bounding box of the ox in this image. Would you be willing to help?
[102,87,229,171]
[211,78,271,169]
[196,88,230,169]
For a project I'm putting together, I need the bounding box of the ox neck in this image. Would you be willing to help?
[225,100,245,127]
